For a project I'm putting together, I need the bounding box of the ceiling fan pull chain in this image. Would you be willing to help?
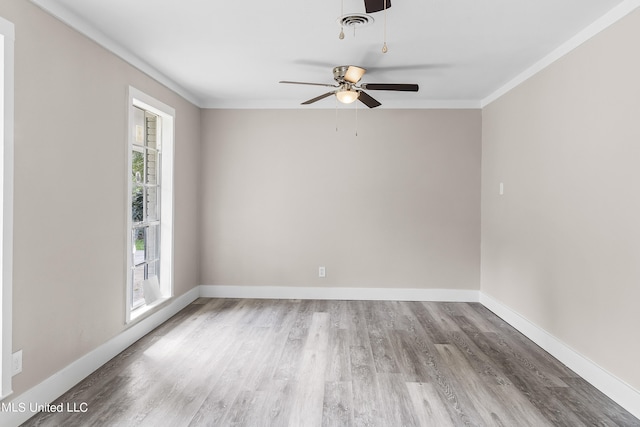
[336,97,339,132]
[355,99,358,137]
[382,0,388,53]
[339,0,345,39]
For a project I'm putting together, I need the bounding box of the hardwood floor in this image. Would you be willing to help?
[22,298,639,426]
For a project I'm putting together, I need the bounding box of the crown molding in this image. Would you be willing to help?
[29,0,203,107]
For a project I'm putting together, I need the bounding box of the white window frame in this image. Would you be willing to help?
[126,87,174,323]
[0,16,15,400]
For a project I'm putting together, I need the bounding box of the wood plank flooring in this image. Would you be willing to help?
[22,299,639,426]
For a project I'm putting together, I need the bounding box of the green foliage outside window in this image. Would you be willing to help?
[132,151,144,222]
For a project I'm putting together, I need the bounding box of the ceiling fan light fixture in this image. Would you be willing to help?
[344,65,366,84]
[336,89,360,104]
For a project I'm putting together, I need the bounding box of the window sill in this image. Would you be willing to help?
[128,296,171,324]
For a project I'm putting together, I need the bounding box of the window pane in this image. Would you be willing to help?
[147,260,159,282]
[146,225,159,261]
[146,187,158,221]
[132,150,144,182]
[132,185,144,222]
[132,227,146,265]
[132,264,146,307]
[146,150,158,184]
[146,116,157,149]
[146,129,156,148]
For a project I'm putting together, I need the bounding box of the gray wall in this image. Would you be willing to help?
[1,0,201,396]
[481,8,640,390]
[200,109,481,290]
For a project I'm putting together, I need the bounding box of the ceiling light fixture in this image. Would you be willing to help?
[344,66,366,84]
[336,88,360,104]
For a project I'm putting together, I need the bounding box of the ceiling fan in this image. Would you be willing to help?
[279,65,418,108]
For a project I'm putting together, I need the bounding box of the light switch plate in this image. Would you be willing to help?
[12,350,22,375]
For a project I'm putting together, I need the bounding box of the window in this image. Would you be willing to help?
[0,15,14,399]
[127,88,174,322]
[131,107,161,309]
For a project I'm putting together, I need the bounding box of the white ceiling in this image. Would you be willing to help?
[31,0,633,108]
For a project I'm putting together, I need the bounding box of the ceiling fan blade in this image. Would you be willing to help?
[364,0,391,13]
[344,66,366,84]
[357,91,381,108]
[360,83,419,92]
[280,81,338,88]
[301,91,336,105]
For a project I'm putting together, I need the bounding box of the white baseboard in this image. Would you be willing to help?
[199,284,480,302]
[0,287,200,427]
[480,292,640,420]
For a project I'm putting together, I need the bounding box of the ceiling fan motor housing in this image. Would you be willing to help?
[333,66,349,82]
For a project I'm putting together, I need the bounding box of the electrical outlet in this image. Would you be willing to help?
[318,266,326,278]
[12,350,22,375]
